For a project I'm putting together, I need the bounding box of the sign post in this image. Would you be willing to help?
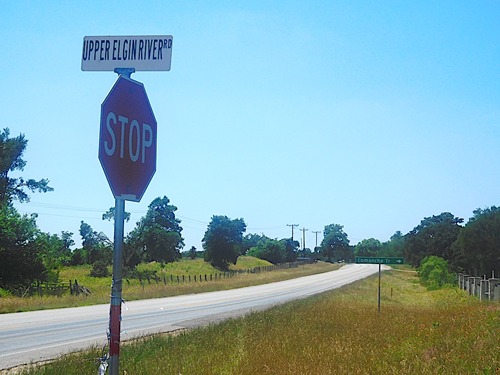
[108,197,124,374]
[84,34,172,375]
[355,257,405,313]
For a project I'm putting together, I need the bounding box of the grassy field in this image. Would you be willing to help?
[11,267,500,374]
[0,258,338,314]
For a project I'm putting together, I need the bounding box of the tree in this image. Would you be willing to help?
[0,128,53,206]
[0,205,47,292]
[188,246,197,260]
[320,224,351,262]
[203,215,246,270]
[354,238,382,257]
[404,212,463,267]
[379,231,405,257]
[61,231,75,252]
[70,248,86,266]
[79,221,112,265]
[126,196,184,263]
[102,206,131,223]
[35,232,73,274]
[241,233,265,255]
[247,236,286,264]
[281,238,299,262]
[452,206,500,276]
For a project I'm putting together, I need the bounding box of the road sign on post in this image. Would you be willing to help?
[355,257,405,265]
[99,76,157,202]
[85,33,171,375]
[354,257,405,313]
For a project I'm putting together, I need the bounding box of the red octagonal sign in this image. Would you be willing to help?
[99,76,157,202]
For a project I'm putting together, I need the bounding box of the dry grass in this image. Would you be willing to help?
[13,267,500,374]
[0,261,338,313]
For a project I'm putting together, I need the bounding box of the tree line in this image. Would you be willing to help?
[0,128,498,295]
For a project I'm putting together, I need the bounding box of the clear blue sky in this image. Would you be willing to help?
[2,1,499,251]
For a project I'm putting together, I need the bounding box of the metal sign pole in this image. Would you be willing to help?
[378,263,381,314]
[109,197,125,375]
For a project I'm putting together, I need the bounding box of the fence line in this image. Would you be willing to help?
[136,260,312,288]
[25,279,91,297]
[25,260,313,297]
[457,273,500,301]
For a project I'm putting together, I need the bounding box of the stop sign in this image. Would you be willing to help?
[99,76,157,202]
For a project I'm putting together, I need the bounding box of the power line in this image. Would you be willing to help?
[18,201,315,242]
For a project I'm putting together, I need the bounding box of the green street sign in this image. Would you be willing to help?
[355,257,405,265]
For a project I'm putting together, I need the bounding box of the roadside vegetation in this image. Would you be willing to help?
[0,259,338,314]
[13,267,500,375]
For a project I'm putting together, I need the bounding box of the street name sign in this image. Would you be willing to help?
[99,76,157,202]
[82,35,173,71]
[355,257,405,265]
[355,256,405,313]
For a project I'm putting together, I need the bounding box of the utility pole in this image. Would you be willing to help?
[312,230,321,249]
[287,224,299,242]
[301,227,308,252]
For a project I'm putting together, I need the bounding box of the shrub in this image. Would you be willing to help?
[90,261,109,278]
[418,256,455,289]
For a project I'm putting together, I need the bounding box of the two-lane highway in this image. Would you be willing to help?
[0,264,383,370]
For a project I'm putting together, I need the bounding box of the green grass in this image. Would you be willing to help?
[0,259,337,314]
[11,268,500,375]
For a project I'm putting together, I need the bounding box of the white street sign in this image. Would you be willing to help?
[81,35,173,71]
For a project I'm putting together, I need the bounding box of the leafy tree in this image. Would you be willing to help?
[61,231,75,251]
[102,206,131,223]
[143,227,182,262]
[203,215,246,270]
[248,236,286,264]
[379,231,405,257]
[452,206,500,276]
[127,196,184,263]
[418,256,455,289]
[404,212,463,267]
[281,238,299,262]
[0,205,47,292]
[79,221,112,265]
[354,238,382,257]
[0,128,53,205]
[320,223,351,262]
[35,232,73,275]
[0,128,54,292]
[241,233,265,255]
[70,248,86,266]
[188,246,197,260]
[123,231,143,268]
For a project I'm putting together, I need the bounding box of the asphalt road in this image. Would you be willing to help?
[0,263,382,370]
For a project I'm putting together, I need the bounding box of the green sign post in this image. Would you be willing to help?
[355,257,405,313]
[355,257,404,265]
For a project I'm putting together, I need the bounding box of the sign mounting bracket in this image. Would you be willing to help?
[114,68,135,78]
